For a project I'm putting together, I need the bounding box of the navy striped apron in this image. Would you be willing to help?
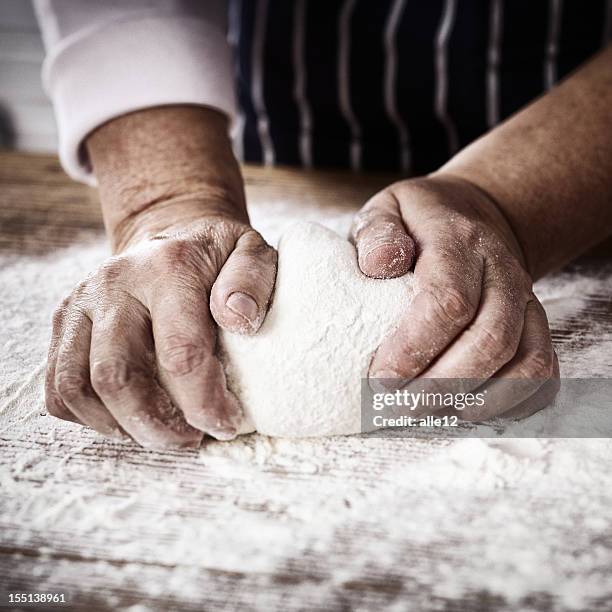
[229,0,612,175]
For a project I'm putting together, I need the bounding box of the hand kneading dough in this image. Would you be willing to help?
[219,222,415,437]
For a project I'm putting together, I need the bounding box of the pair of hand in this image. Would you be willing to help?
[46,173,558,447]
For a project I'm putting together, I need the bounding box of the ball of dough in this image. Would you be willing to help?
[219,222,415,437]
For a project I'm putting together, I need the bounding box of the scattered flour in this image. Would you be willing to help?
[1,196,612,610]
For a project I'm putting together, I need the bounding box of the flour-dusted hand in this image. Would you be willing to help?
[44,106,277,447]
[46,212,276,447]
[352,47,612,417]
[351,173,559,419]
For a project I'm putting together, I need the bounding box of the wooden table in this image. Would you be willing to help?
[1,151,612,612]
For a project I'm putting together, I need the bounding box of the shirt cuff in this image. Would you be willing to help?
[42,14,236,186]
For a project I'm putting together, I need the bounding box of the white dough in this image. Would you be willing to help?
[219,222,415,437]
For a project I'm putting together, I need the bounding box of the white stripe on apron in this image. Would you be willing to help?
[338,0,362,171]
[434,0,459,156]
[293,0,313,168]
[486,0,504,129]
[228,0,245,161]
[384,0,411,173]
[545,0,563,90]
[252,0,275,164]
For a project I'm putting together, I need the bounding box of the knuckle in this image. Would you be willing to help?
[517,267,533,293]
[91,358,132,395]
[160,238,195,264]
[426,286,474,327]
[240,229,264,249]
[500,261,533,295]
[351,208,379,241]
[238,232,277,266]
[52,298,70,327]
[389,178,426,202]
[383,341,435,379]
[77,258,132,303]
[55,369,91,404]
[253,240,277,265]
[489,257,531,291]
[45,390,70,419]
[53,289,93,330]
[158,335,206,376]
[157,238,210,276]
[471,324,516,364]
[96,257,128,284]
[51,309,63,329]
[452,218,481,245]
[520,347,554,380]
[72,279,90,300]
[45,396,62,418]
[162,238,193,260]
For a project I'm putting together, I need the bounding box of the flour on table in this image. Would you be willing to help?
[219,222,415,437]
[2,194,612,610]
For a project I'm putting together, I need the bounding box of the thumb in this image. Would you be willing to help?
[350,189,415,279]
[210,229,277,334]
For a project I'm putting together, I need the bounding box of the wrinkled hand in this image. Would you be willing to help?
[351,173,559,420]
[45,206,276,447]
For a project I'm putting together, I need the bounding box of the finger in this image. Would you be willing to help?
[350,189,415,279]
[89,301,203,449]
[419,261,529,380]
[148,281,244,440]
[459,300,557,421]
[54,308,126,438]
[45,299,81,424]
[369,244,483,381]
[501,353,560,421]
[210,229,277,334]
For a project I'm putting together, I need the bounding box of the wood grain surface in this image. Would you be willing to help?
[1,151,612,612]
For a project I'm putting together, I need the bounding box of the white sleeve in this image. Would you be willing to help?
[34,0,235,185]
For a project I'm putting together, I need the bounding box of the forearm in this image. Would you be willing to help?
[86,105,246,252]
[440,46,612,280]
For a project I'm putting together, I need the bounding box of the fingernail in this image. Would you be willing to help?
[226,292,258,325]
[208,427,237,441]
[363,243,394,260]
[360,240,413,279]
